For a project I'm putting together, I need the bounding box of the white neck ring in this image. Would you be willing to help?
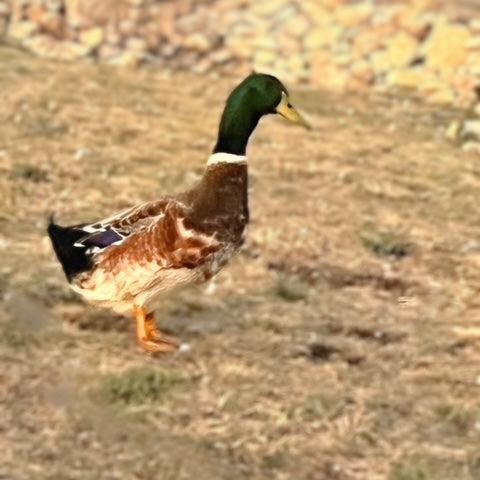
[207,152,248,166]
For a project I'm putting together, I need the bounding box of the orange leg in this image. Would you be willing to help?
[134,306,179,354]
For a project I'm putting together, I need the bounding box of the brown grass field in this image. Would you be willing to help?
[0,45,479,480]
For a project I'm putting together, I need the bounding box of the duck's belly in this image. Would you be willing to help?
[72,244,239,314]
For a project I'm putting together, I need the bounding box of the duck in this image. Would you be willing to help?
[47,73,310,354]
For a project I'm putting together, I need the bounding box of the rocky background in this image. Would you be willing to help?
[1,0,480,108]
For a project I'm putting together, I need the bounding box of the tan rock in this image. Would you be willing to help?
[254,49,276,69]
[56,41,91,60]
[467,52,480,75]
[23,34,55,57]
[367,32,418,78]
[176,13,201,35]
[184,32,210,52]
[191,56,212,74]
[126,37,148,53]
[386,68,437,90]
[445,120,461,141]
[10,1,27,23]
[155,2,176,40]
[8,21,37,40]
[467,36,480,50]
[310,51,349,91]
[252,36,277,50]
[423,19,472,76]
[457,91,476,109]
[38,12,64,38]
[109,50,141,67]
[0,3,10,17]
[24,35,88,60]
[127,5,140,24]
[287,54,307,72]
[302,3,332,26]
[105,25,121,46]
[175,50,199,70]
[462,141,480,153]
[409,0,437,14]
[160,43,177,58]
[79,27,104,50]
[346,77,371,92]
[275,33,301,54]
[304,25,341,50]
[251,0,289,18]
[399,11,433,39]
[283,14,310,38]
[322,0,344,8]
[64,0,92,28]
[118,19,136,37]
[225,35,253,59]
[351,26,392,59]
[333,51,352,68]
[143,21,161,50]
[335,2,373,28]
[470,19,480,33]
[370,50,391,75]
[98,44,121,60]
[350,60,375,85]
[211,49,231,64]
[385,32,419,69]
[451,72,478,101]
[269,59,294,84]
[176,0,193,17]
[417,77,450,95]
[231,22,256,37]
[426,87,456,104]
[462,119,480,140]
[272,4,298,25]
[224,9,247,29]
[28,3,47,24]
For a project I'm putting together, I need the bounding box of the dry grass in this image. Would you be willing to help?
[0,45,480,479]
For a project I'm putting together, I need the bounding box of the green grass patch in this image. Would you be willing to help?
[361,225,412,259]
[274,275,309,302]
[390,465,431,480]
[11,163,49,183]
[303,393,346,421]
[435,402,474,435]
[105,367,183,405]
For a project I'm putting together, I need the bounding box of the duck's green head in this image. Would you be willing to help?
[213,73,310,156]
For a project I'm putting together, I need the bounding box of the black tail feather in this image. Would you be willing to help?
[47,218,92,282]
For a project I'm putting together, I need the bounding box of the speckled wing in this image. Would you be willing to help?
[95,200,222,273]
[72,200,224,313]
[74,199,172,253]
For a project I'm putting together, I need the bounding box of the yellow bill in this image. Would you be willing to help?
[276,91,311,130]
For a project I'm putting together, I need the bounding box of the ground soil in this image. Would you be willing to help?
[0,46,479,480]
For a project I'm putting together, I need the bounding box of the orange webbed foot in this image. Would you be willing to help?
[134,306,180,354]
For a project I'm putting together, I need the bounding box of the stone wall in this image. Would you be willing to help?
[1,0,480,106]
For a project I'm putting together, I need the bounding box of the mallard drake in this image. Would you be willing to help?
[47,73,310,354]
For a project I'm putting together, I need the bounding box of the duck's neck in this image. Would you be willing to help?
[188,92,261,228]
[213,91,262,156]
[189,155,249,232]
[201,155,249,217]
